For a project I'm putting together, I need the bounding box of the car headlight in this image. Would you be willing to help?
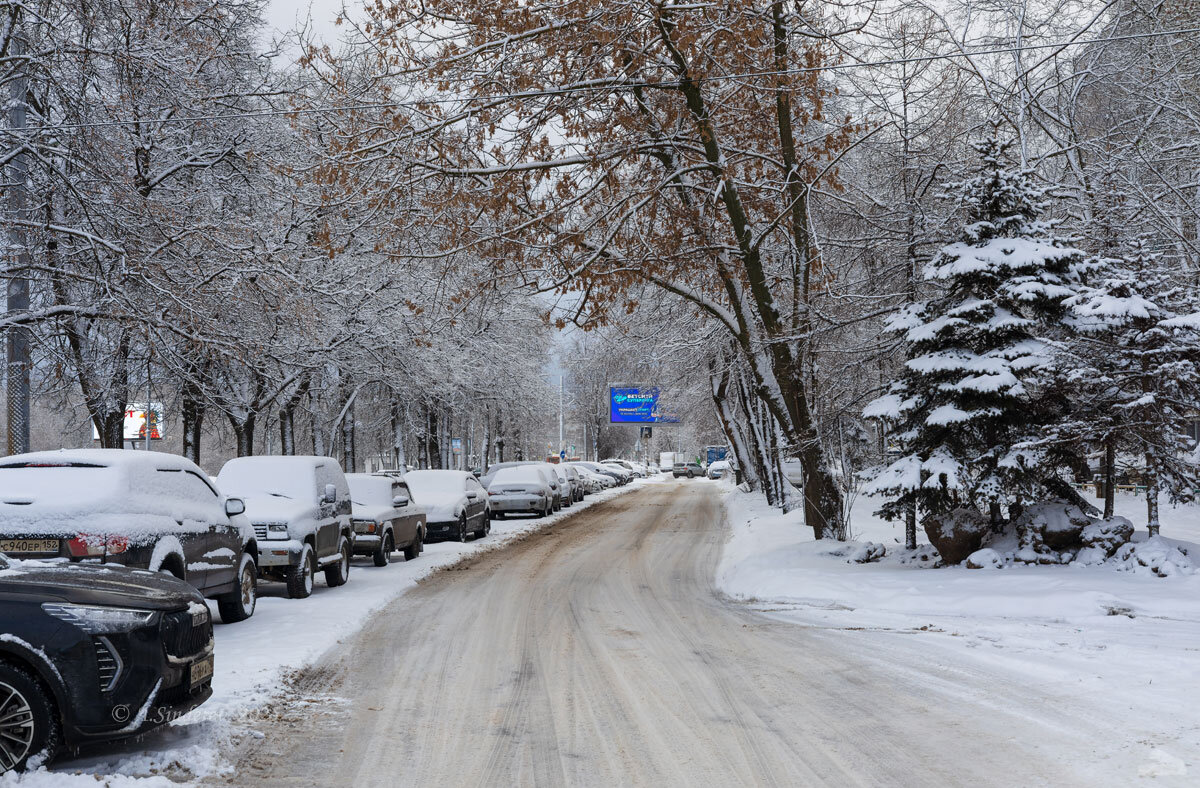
[42,603,158,634]
[266,523,289,540]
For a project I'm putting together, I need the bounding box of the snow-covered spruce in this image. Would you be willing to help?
[864,136,1086,542]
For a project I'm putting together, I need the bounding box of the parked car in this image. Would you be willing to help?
[479,461,566,508]
[673,461,704,478]
[604,459,645,478]
[486,466,557,518]
[478,461,530,489]
[548,464,574,508]
[404,470,490,542]
[562,463,586,501]
[574,461,627,486]
[707,460,733,480]
[0,554,214,774]
[569,463,611,492]
[216,456,353,600]
[599,461,635,483]
[0,449,258,623]
[346,474,427,566]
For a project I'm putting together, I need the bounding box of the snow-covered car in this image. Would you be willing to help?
[346,473,426,566]
[216,456,353,600]
[707,460,732,479]
[673,461,704,478]
[404,470,490,542]
[600,460,635,483]
[480,461,566,507]
[569,463,610,492]
[0,449,259,623]
[549,463,574,507]
[562,463,587,501]
[487,466,557,518]
[574,461,626,486]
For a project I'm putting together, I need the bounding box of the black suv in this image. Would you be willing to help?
[0,553,214,774]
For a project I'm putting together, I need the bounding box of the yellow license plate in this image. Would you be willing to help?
[0,538,60,554]
[190,655,214,689]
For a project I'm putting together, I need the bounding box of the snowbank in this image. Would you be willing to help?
[717,482,1200,784]
[11,477,659,786]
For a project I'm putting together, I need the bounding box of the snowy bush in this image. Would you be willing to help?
[1111,538,1194,578]
[845,542,887,564]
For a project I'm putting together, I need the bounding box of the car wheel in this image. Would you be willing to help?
[217,553,258,623]
[373,531,394,568]
[325,537,351,587]
[403,529,422,561]
[0,662,60,775]
[457,515,470,542]
[286,543,316,599]
[476,514,490,539]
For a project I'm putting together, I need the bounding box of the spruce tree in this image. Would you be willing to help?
[866,137,1085,528]
[1067,239,1200,536]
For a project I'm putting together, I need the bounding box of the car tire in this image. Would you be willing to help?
[217,553,258,623]
[457,515,469,542]
[286,543,317,599]
[373,531,394,568]
[0,661,60,775]
[325,537,351,587]
[475,514,490,539]
[403,530,422,561]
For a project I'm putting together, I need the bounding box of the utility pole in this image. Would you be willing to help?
[558,374,564,456]
[6,34,31,456]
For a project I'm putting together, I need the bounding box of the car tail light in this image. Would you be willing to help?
[68,535,105,557]
[68,534,129,557]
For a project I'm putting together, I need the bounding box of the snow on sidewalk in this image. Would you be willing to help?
[717,481,1200,785]
[7,477,661,787]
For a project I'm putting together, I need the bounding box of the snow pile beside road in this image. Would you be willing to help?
[716,483,1200,782]
[22,477,657,786]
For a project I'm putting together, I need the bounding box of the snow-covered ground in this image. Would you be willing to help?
[717,480,1200,784]
[5,477,660,787]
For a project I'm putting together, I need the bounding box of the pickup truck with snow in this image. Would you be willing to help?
[0,448,259,623]
[216,456,354,599]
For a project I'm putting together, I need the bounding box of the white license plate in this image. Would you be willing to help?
[189,655,214,689]
[0,538,60,554]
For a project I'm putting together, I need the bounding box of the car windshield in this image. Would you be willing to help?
[491,468,543,486]
[347,476,393,507]
[0,462,121,506]
[217,460,315,501]
[404,471,465,499]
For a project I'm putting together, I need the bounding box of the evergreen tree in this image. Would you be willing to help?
[1066,239,1200,536]
[865,137,1085,527]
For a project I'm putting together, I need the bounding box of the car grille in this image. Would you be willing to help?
[94,637,121,692]
[161,610,213,660]
[253,524,268,540]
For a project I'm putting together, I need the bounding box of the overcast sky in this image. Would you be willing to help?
[265,0,345,50]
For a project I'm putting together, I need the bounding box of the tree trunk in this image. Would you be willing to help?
[905,500,917,550]
[229,414,255,458]
[279,376,310,456]
[182,377,204,465]
[391,397,406,469]
[1145,451,1160,537]
[1103,436,1116,519]
[342,397,356,473]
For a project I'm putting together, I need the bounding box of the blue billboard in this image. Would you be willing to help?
[610,386,679,423]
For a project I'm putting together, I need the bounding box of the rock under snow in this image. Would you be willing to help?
[923,507,990,565]
[1111,537,1194,578]
[965,548,1003,569]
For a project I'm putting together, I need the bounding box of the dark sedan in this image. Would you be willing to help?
[0,553,214,774]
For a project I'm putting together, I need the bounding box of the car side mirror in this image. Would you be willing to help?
[225,497,245,516]
[323,484,337,504]
[393,495,409,507]
[466,491,479,500]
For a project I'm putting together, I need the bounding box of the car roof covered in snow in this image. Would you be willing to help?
[0,448,202,472]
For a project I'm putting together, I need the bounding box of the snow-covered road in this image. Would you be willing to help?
[211,481,1122,787]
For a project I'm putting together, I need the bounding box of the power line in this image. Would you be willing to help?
[5,25,1198,132]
